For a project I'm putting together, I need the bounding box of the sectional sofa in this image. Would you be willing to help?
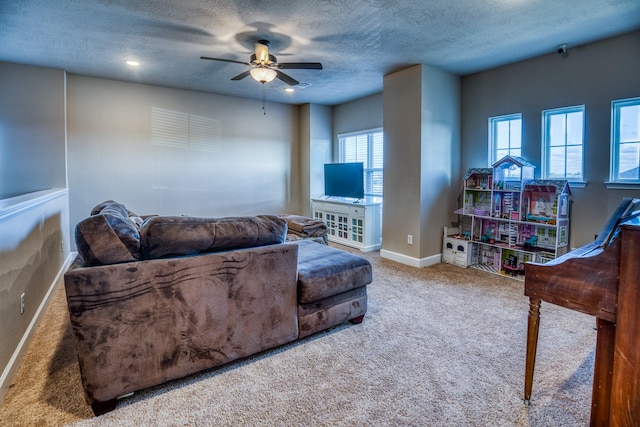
[64,201,372,415]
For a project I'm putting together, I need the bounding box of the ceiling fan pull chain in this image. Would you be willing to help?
[262,84,267,115]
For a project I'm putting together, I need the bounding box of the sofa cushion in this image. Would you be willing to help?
[293,240,372,304]
[75,201,141,266]
[298,286,367,339]
[140,215,287,259]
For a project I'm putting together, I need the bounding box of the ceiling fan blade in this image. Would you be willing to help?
[277,62,323,70]
[230,70,252,81]
[200,56,250,66]
[275,70,299,86]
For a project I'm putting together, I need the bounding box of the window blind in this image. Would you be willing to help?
[338,129,383,199]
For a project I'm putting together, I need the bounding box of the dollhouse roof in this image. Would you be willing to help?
[463,167,492,181]
[491,155,536,169]
[524,180,572,195]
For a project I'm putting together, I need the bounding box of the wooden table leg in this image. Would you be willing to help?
[524,297,541,405]
[590,318,615,427]
[609,226,640,426]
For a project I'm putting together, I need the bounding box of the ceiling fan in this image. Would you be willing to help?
[200,39,323,86]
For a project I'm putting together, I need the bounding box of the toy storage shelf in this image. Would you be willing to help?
[442,228,476,268]
[447,156,571,280]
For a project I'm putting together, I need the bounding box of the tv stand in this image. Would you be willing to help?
[312,198,382,251]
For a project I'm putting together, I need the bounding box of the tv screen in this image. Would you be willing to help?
[324,162,364,199]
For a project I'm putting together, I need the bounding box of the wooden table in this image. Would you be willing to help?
[524,225,640,426]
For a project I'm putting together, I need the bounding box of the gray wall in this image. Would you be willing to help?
[66,75,301,238]
[0,191,70,402]
[419,66,461,257]
[0,62,70,403]
[333,92,384,141]
[299,103,332,216]
[461,31,640,248]
[308,104,333,205]
[383,65,460,265]
[0,62,67,199]
[383,65,423,260]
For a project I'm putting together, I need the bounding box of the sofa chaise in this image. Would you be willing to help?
[63,201,371,415]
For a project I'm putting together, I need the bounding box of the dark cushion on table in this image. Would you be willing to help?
[292,240,372,304]
[75,201,141,266]
[140,215,287,259]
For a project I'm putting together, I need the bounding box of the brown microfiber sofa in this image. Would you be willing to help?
[64,201,371,415]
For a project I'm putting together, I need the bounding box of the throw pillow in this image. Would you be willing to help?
[75,201,141,266]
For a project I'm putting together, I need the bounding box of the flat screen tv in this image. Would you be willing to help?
[324,162,364,199]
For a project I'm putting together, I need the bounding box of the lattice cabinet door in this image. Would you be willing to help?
[350,217,364,243]
[337,214,349,239]
[325,213,337,237]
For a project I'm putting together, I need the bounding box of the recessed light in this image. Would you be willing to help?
[285,88,294,93]
[125,60,140,67]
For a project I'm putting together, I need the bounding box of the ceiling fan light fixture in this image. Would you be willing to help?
[250,67,277,83]
[254,42,270,63]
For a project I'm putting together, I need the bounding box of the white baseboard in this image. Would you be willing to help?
[380,249,441,268]
[0,252,77,404]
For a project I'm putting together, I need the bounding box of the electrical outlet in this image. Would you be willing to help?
[20,293,25,315]
[407,234,413,245]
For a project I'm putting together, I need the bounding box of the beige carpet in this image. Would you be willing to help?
[0,247,596,426]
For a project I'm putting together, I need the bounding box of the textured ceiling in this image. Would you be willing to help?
[1,0,639,105]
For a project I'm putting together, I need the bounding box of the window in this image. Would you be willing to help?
[610,97,640,183]
[489,114,521,166]
[542,105,584,181]
[337,128,383,201]
[151,107,221,152]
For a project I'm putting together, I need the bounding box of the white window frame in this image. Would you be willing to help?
[337,128,383,201]
[609,97,640,185]
[541,105,585,182]
[488,113,522,166]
